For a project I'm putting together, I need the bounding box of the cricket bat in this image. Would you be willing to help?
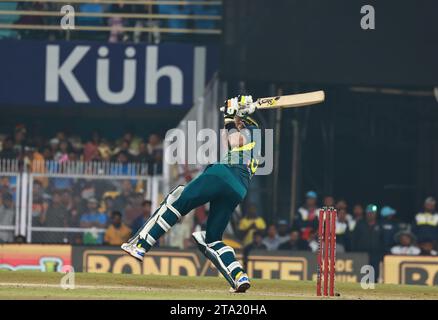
[255,90,325,110]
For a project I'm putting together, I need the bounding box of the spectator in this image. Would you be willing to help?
[80,198,108,245]
[63,191,81,229]
[108,2,132,43]
[278,230,309,251]
[104,211,132,245]
[412,197,438,244]
[114,180,134,211]
[335,199,348,212]
[349,203,364,231]
[83,131,100,161]
[40,191,69,243]
[124,193,144,226]
[136,141,152,163]
[380,206,400,253]
[146,134,163,174]
[418,238,438,256]
[277,220,290,243]
[166,218,192,249]
[54,140,70,162]
[131,200,152,235]
[351,204,383,280]
[323,195,335,207]
[102,195,116,218]
[262,224,281,251]
[243,231,267,269]
[335,208,351,252]
[295,191,319,241]
[391,231,420,255]
[0,193,14,242]
[17,1,46,39]
[238,204,266,246]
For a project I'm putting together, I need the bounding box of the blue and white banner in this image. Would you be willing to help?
[0,40,218,108]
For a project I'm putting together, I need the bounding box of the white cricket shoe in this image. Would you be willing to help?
[121,242,146,262]
[230,272,251,293]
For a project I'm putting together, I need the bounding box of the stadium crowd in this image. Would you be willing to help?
[0,124,163,171]
[0,1,221,42]
[239,192,438,257]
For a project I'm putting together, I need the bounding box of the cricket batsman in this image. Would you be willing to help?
[122,95,260,293]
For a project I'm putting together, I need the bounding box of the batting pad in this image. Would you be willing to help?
[130,185,184,251]
[192,231,243,288]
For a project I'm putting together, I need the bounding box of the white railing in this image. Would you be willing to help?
[0,159,163,243]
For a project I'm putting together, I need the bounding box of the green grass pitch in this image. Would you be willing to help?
[0,271,437,300]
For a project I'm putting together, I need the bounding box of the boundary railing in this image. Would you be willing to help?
[0,159,164,243]
[0,0,222,37]
[0,160,20,240]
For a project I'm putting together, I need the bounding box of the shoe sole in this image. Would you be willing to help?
[234,282,250,293]
[121,246,144,263]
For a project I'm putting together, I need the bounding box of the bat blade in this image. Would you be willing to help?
[256,90,325,109]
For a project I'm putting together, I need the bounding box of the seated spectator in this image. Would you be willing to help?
[418,238,438,256]
[83,131,101,161]
[242,231,267,269]
[380,206,400,253]
[124,193,144,226]
[277,219,290,243]
[238,204,266,246]
[335,208,351,252]
[412,197,438,244]
[80,198,108,244]
[104,211,132,245]
[131,200,152,235]
[335,199,348,212]
[54,140,71,162]
[295,191,319,241]
[136,142,152,163]
[146,134,163,174]
[243,231,267,254]
[103,195,116,220]
[278,230,309,251]
[114,180,134,211]
[0,192,14,243]
[262,224,281,251]
[391,231,420,255]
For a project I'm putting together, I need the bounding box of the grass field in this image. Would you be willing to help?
[0,271,437,300]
